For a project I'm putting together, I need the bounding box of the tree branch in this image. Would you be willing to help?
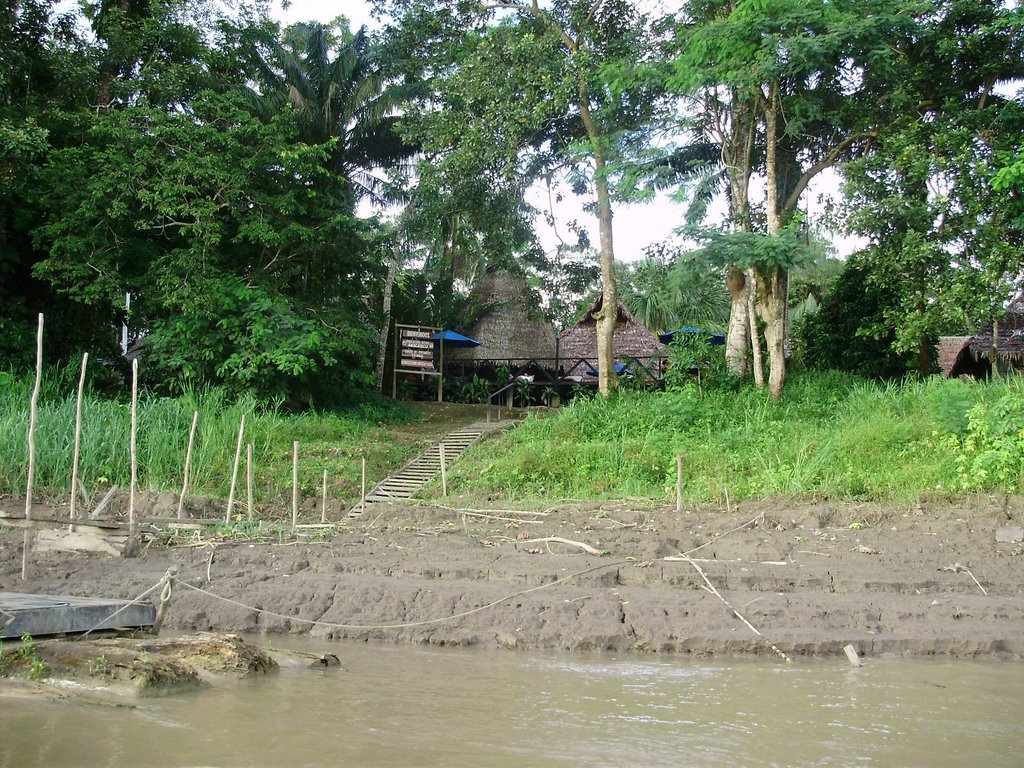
[782,131,877,215]
[483,1,578,51]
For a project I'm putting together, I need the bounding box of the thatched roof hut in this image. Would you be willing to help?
[938,336,973,377]
[558,295,662,370]
[943,291,1024,377]
[447,271,557,363]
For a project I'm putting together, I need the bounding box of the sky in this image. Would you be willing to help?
[276,1,860,262]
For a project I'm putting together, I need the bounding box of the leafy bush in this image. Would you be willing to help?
[934,377,1024,492]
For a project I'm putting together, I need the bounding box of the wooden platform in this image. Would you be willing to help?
[0,592,155,639]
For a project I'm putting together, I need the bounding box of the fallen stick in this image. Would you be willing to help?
[407,500,549,517]
[663,556,789,566]
[679,554,792,664]
[88,486,119,519]
[455,510,545,524]
[519,537,603,556]
[677,511,766,558]
[940,562,988,596]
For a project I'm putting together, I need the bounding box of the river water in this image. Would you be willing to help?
[2,637,1020,768]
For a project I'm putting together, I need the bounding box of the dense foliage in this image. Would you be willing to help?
[0,0,1021,417]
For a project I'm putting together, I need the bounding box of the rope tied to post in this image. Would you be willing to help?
[151,566,177,635]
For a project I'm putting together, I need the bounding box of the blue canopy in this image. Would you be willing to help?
[586,361,632,376]
[659,326,726,346]
[433,330,481,347]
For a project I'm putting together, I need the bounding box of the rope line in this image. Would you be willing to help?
[176,559,629,631]
[82,579,164,638]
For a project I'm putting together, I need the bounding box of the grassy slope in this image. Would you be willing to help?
[443,371,1024,505]
[0,369,488,510]
[2,368,1020,511]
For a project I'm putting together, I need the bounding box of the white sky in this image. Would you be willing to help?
[277,1,860,262]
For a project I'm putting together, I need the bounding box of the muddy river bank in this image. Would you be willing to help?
[2,496,1023,660]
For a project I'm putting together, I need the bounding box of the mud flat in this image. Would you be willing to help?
[2,495,1023,660]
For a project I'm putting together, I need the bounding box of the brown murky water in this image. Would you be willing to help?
[1,638,1021,767]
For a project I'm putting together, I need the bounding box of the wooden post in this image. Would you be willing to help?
[177,411,199,520]
[675,455,683,513]
[391,322,399,399]
[22,313,44,579]
[225,414,245,524]
[129,358,138,537]
[437,331,444,403]
[152,567,177,636]
[69,352,88,525]
[360,457,366,514]
[439,443,448,497]
[246,443,254,520]
[843,643,862,668]
[291,441,299,535]
[321,469,328,523]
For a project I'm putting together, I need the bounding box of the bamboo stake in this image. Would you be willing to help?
[440,443,448,497]
[225,414,245,524]
[360,457,366,514]
[69,352,89,526]
[246,443,254,520]
[321,469,328,523]
[675,455,683,513]
[129,358,138,537]
[177,411,199,520]
[291,441,299,535]
[22,313,43,579]
[682,554,792,663]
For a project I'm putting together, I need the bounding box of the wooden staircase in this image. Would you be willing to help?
[351,424,494,513]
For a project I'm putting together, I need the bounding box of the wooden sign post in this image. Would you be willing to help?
[392,324,444,402]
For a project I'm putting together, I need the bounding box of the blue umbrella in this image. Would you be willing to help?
[432,330,481,347]
[659,326,726,346]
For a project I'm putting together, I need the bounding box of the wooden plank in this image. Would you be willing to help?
[33,530,126,556]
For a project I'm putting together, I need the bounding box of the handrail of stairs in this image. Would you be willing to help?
[486,382,518,423]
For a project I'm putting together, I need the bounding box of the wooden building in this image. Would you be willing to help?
[557,295,663,381]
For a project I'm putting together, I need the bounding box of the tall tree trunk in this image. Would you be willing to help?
[760,81,788,401]
[723,90,756,378]
[580,90,617,396]
[755,265,787,399]
[747,271,764,388]
[726,266,750,376]
[989,319,1000,379]
[375,252,399,392]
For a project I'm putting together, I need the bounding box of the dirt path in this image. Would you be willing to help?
[3,496,1023,660]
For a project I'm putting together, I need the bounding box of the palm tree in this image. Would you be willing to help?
[246,21,415,208]
[618,250,730,334]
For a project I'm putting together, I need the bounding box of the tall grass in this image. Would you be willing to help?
[449,371,1024,504]
[0,368,419,509]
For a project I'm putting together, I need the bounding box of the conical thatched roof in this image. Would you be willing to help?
[558,295,662,362]
[938,336,972,377]
[447,271,557,362]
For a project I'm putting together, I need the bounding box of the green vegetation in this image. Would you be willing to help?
[446,372,1024,504]
[0,634,47,681]
[0,369,421,508]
